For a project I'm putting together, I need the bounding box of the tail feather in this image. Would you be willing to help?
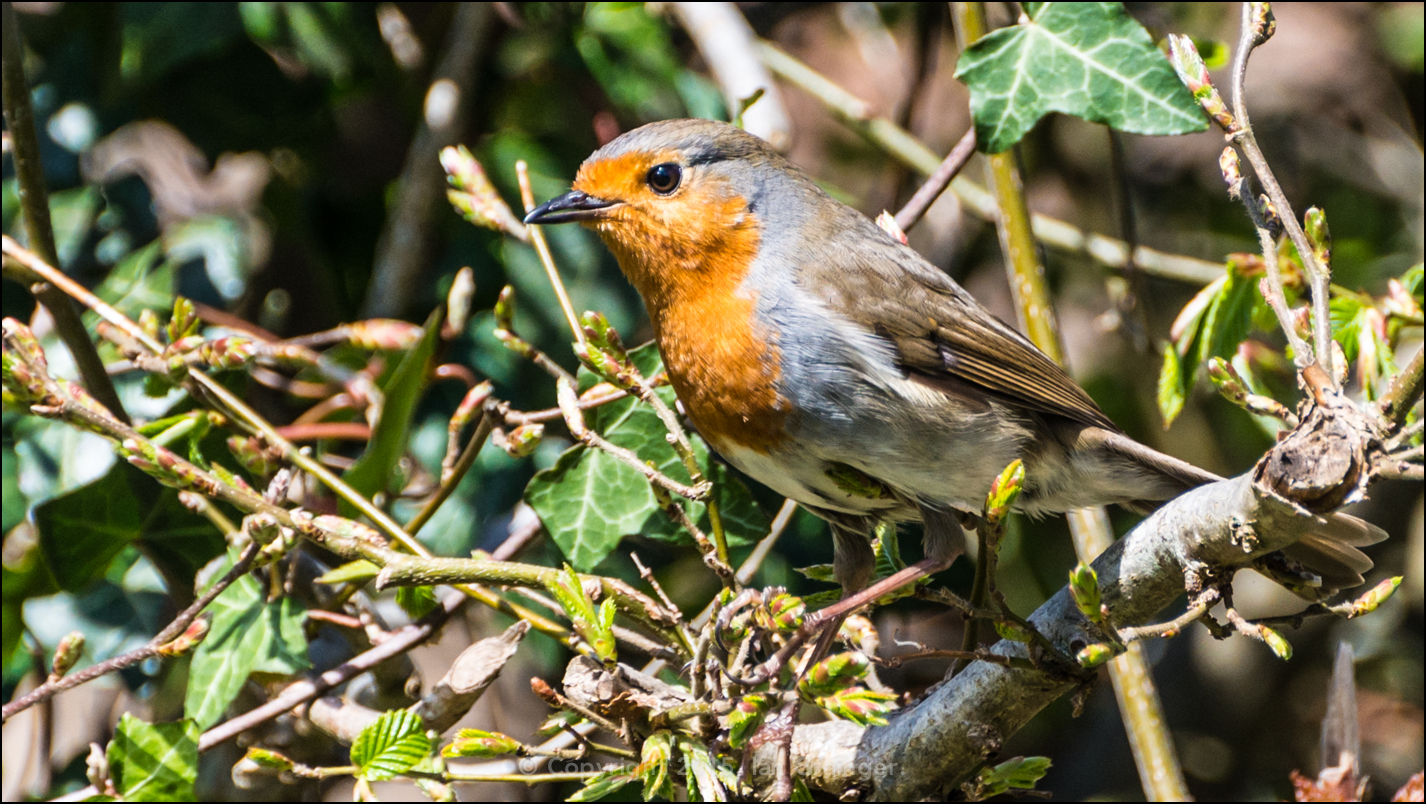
[1090,429,1387,590]
[1282,513,1388,590]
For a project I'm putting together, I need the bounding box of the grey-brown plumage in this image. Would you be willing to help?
[527,117,1384,594]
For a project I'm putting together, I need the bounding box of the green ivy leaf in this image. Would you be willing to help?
[525,344,768,571]
[34,463,224,593]
[87,241,173,335]
[955,2,1208,152]
[396,585,438,619]
[185,571,309,729]
[106,714,199,802]
[351,709,430,781]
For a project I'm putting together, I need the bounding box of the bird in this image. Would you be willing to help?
[524,118,1382,629]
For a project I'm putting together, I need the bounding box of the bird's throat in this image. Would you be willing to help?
[595,212,788,454]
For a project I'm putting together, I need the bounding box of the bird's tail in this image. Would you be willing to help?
[1095,429,1385,591]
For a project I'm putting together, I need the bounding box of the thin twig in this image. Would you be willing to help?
[1379,348,1424,428]
[1118,588,1223,644]
[405,409,495,534]
[1,6,128,423]
[1239,179,1315,367]
[555,376,709,500]
[893,127,976,233]
[1385,412,1423,451]
[1227,1,1334,384]
[517,160,585,347]
[2,542,261,722]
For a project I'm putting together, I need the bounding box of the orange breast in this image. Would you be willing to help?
[576,168,788,453]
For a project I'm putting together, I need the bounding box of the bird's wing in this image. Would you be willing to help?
[807,229,1120,432]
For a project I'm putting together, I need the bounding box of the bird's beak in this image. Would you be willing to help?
[524,190,619,225]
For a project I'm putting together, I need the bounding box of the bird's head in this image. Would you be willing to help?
[524,119,813,306]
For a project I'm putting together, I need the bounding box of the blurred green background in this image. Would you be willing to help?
[2,2,1421,800]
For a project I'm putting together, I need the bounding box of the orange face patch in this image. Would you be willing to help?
[572,150,788,453]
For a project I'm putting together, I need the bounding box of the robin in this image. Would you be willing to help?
[525,118,1381,628]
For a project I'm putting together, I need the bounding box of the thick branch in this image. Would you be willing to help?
[751,474,1361,799]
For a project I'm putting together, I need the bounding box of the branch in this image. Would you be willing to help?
[1379,347,1424,429]
[751,473,1361,798]
[1,4,128,423]
[2,542,260,722]
[1227,2,1335,383]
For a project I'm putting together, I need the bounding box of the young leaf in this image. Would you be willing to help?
[106,714,199,802]
[350,709,430,781]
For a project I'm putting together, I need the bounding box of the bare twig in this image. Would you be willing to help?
[1227,2,1334,383]
[893,127,977,234]
[1,5,128,423]
[555,376,710,500]
[1379,347,1424,429]
[1118,587,1223,644]
[1239,178,1316,367]
[2,542,261,722]
[406,409,495,534]
[518,161,585,347]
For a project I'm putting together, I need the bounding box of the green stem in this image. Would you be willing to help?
[950,6,1192,801]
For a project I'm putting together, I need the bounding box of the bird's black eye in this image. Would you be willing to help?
[646,163,682,195]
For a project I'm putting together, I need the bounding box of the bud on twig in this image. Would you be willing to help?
[1168,35,1237,132]
[1249,3,1276,46]
[1069,563,1103,624]
[875,211,908,244]
[49,631,85,681]
[1303,206,1331,269]
[1220,147,1242,199]
[984,460,1024,525]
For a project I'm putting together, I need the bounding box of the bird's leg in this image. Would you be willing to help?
[795,522,878,675]
[804,504,966,635]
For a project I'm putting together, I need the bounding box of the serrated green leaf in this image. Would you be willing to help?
[106,714,198,802]
[1196,267,1256,370]
[351,709,430,781]
[441,729,520,758]
[525,344,767,571]
[185,571,309,728]
[955,2,1208,152]
[637,730,675,801]
[567,767,638,801]
[340,307,442,516]
[1330,295,1368,363]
